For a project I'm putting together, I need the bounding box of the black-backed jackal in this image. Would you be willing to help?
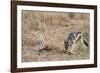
[64,32,88,55]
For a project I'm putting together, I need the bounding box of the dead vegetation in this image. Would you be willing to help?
[22,10,90,62]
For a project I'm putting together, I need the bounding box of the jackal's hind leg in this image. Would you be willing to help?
[81,39,86,50]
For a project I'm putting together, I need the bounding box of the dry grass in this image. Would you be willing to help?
[21,10,90,62]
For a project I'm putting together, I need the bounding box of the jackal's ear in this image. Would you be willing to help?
[76,31,81,37]
[77,31,81,34]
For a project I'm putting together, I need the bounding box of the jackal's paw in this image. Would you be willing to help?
[68,51,74,55]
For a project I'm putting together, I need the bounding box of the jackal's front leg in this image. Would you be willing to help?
[67,44,76,55]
